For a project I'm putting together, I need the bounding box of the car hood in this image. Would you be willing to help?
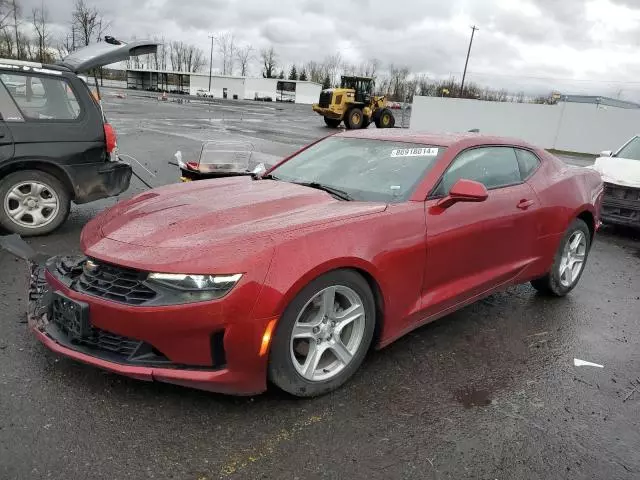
[592,156,640,188]
[97,177,387,248]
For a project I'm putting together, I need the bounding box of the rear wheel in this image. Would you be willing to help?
[324,117,341,128]
[0,170,70,236]
[531,218,591,296]
[346,108,364,130]
[268,270,376,397]
[375,109,395,128]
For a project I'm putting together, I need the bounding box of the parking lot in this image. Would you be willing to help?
[1,93,639,479]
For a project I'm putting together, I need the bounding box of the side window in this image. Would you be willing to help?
[515,149,541,179]
[433,146,522,196]
[0,73,81,121]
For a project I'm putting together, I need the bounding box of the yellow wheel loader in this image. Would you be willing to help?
[312,76,395,129]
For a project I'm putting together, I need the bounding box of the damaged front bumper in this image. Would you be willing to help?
[601,182,640,228]
[25,255,271,395]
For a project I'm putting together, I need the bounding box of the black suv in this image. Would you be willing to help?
[0,38,157,236]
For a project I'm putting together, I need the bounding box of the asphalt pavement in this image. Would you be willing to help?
[1,93,639,480]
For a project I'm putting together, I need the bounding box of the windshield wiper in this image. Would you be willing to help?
[294,181,353,201]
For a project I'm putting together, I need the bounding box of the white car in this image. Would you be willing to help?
[196,89,214,98]
[592,136,640,227]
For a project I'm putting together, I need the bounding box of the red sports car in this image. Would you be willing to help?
[29,130,604,397]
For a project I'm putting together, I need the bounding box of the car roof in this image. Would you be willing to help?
[336,128,537,150]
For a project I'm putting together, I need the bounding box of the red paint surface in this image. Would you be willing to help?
[39,130,603,394]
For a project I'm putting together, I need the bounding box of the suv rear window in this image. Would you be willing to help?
[0,73,81,121]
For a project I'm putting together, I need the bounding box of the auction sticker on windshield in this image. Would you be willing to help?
[391,147,439,158]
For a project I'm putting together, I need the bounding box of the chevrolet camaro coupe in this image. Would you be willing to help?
[29,130,604,397]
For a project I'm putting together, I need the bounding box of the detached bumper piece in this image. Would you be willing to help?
[71,160,132,204]
[601,183,640,228]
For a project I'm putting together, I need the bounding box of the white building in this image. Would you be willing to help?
[126,69,322,104]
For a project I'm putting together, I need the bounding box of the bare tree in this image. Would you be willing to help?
[56,31,75,60]
[186,44,205,72]
[71,0,110,93]
[261,46,277,78]
[235,43,253,76]
[0,27,13,57]
[31,4,51,63]
[303,61,324,84]
[214,32,235,75]
[170,41,185,71]
[11,0,19,57]
[169,41,204,72]
[323,52,342,87]
[72,0,108,47]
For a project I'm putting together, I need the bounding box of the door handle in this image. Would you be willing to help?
[517,199,535,210]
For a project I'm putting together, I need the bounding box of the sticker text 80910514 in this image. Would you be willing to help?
[390,147,439,158]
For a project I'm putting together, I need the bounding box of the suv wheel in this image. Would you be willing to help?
[0,170,71,236]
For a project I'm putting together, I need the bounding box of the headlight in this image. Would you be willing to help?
[147,272,242,299]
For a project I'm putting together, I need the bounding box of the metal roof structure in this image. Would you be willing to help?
[560,95,640,109]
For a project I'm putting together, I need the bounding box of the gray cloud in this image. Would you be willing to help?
[15,0,640,100]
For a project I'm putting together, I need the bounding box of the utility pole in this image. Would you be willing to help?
[460,25,479,98]
[208,35,214,92]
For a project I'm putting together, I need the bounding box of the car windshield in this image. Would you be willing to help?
[270,137,445,202]
[616,137,640,160]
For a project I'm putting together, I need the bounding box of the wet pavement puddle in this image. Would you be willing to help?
[454,386,493,408]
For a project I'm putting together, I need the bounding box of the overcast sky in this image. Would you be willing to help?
[20,0,640,100]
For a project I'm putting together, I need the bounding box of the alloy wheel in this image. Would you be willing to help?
[558,231,587,287]
[290,285,366,382]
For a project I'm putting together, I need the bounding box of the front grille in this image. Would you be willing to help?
[76,259,157,305]
[604,183,640,201]
[319,91,332,108]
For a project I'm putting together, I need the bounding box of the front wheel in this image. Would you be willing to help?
[346,108,364,130]
[0,170,71,236]
[268,270,376,397]
[531,218,591,296]
[375,109,395,128]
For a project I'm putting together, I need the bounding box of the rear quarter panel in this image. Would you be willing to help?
[525,151,602,277]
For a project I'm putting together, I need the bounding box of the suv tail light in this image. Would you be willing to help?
[104,123,117,154]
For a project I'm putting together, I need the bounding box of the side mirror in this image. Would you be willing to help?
[600,150,612,157]
[437,179,488,209]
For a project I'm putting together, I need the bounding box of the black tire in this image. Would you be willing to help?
[268,270,376,397]
[324,117,341,128]
[531,218,591,297]
[0,170,71,236]
[346,108,364,130]
[375,109,395,128]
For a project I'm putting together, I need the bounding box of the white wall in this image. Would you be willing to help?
[190,76,244,99]
[295,82,321,104]
[411,96,559,147]
[411,96,640,154]
[553,102,640,153]
[244,78,277,100]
